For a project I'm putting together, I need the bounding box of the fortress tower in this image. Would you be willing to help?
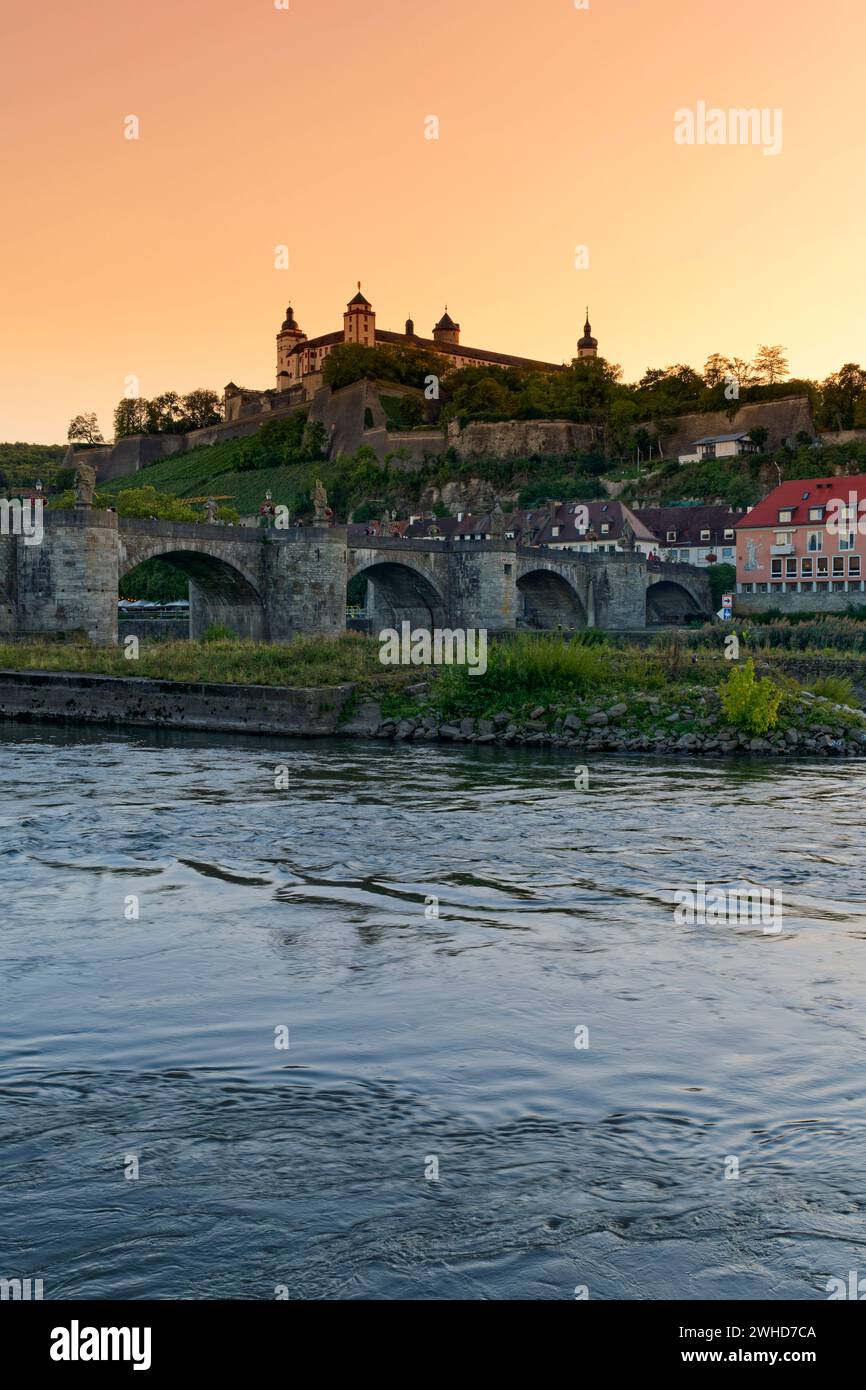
[343,284,375,345]
[577,309,598,360]
[276,305,307,389]
[432,308,460,346]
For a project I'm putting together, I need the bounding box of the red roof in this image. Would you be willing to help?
[735,475,866,529]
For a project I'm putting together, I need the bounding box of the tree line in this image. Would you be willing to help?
[63,348,866,454]
[67,390,223,447]
[322,341,866,439]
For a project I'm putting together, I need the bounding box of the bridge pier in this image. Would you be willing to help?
[18,511,119,645]
[447,542,519,632]
[262,526,347,641]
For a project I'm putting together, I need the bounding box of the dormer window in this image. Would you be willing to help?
[551,526,560,537]
[700,529,710,541]
[809,506,824,522]
[601,523,610,535]
[724,528,734,540]
[778,508,794,524]
[666,530,677,542]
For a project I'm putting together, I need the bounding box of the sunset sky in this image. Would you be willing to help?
[2,0,864,444]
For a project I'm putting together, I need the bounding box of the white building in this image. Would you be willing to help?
[677,432,760,466]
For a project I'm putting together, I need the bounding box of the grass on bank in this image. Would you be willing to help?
[0,633,387,688]
[3,630,865,743]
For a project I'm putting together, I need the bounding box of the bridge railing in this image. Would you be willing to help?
[647,557,709,578]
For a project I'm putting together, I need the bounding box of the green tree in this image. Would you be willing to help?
[113,486,198,522]
[752,345,789,385]
[147,392,186,434]
[120,558,189,602]
[703,353,729,388]
[397,393,424,428]
[67,412,104,446]
[301,419,328,458]
[181,389,222,430]
[636,364,704,413]
[719,658,782,735]
[114,398,149,439]
[724,357,756,392]
[819,364,866,431]
[706,562,736,609]
[323,343,446,391]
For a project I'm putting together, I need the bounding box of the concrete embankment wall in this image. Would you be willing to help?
[735,591,866,615]
[0,670,355,736]
[119,619,189,642]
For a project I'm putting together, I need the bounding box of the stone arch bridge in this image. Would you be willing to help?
[0,511,712,644]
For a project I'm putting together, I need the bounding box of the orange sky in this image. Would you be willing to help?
[2,0,864,445]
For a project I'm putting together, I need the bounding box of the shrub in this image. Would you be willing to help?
[652,629,685,679]
[719,658,782,735]
[436,632,604,717]
[201,623,236,643]
[806,674,860,707]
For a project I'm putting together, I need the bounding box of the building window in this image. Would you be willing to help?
[816,556,829,577]
[721,547,734,560]
[778,508,794,523]
[785,556,797,578]
[700,529,710,541]
[724,529,734,541]
[849,556,861,577]
[551,526,560,537]
[775,531,794,547]
[839,531,856,551]
[601,523,609,535]
[832,556,846,577]
[806,531,823,552]
[771,558,783,578]
[801,557,813,578]
[808,506,824,522]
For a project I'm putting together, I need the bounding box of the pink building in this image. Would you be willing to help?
[735,474,866,598]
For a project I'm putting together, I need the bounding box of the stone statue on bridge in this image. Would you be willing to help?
[204,497,218,524]
[489,500,506,537]
[73,461,97,509]
[312,479,332,525]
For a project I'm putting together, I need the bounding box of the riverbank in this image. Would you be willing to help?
[2,630,866,756]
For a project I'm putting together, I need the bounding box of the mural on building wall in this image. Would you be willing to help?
[744,539,761,572]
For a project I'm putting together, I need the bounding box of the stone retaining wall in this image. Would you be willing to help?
[118,619,189,642]
[0,670,354,736]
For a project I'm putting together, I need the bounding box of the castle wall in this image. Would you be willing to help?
[450,418,602,460]
[658,396,815,459]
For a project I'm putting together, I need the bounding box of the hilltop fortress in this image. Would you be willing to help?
[80,287,815,483]
[221,287,599,424]
[271,285,598,399]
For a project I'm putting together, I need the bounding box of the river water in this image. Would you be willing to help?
[1,722,865,1301]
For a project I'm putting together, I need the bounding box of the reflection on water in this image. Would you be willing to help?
[1,722,865,1300]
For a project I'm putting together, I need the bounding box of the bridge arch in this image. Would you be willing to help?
[119,546,266,640]
[351,559,446,630]
[517,568,587,629]
[646,578,705,626]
